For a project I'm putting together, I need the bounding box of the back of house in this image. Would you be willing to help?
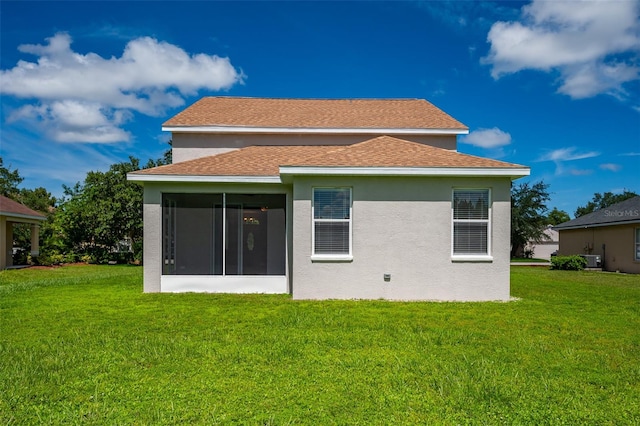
[129,97,530,300]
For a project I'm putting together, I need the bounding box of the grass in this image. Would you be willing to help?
[1,265,639,424]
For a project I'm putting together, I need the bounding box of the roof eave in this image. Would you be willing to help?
[126,167,530,184]
[279,166,530,179]
[0,212,46,222]
[162,126,469,135]
[127,173,282,184]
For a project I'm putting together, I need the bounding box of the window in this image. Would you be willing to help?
[452,189,490,257]
[635,228,640,261]
[312,188,352,258]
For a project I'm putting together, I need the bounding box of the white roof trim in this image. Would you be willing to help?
[162,126,469,136]
[279,166,530,178]
[127,173,281,184]
[0,212,46,222]
[127,167,530,183]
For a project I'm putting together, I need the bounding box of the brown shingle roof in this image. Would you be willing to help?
[288,136,525,169]
[134,146,336,176]
[163,97,468,130]
[130,136,526,178]
[0,195,46,219]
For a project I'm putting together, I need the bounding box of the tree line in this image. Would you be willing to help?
[1,152,169,265]
[1,154,637,265]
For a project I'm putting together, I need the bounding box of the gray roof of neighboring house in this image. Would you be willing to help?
[554,196,640,230]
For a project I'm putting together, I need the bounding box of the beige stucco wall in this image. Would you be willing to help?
[171,133,458,163]
[291,176,512,301]
[141,182,293,292]
[558,224,640,273]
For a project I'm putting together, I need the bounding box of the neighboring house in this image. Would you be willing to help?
[523,225,559,260]
[554,196,640,274]
[0,195,46,269]
[128,97,530,300]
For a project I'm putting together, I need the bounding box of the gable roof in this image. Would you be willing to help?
[163,97,468,133]
[129,136,529,183]
[0,195,46,221]
[554,196,640,230]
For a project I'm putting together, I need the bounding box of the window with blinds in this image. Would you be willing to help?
[453,189,490,255]
[313,188,352,256]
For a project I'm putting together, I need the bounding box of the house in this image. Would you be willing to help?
[554,196,640,274]
[128,97,530,300]
[523,225,558,259]
[0,195,46,269]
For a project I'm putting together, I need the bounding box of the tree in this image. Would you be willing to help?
[55,157,144,262]
[16,187,56,213]
[574,190,638,218]
[546,207,570,225]
[511,181,551,258]
[145,141,172,168]
[0,157,23,197]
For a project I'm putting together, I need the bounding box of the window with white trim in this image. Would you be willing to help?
[635,228,640,261]
[312,188,352,257]
[452,189,490,256]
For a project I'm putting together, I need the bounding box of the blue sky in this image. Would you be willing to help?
[1,0,638,217]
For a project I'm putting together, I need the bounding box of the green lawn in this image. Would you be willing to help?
[1,265,638,424]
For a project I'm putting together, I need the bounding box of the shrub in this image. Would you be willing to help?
[550,255,587,271]
[36,251,65,266]
[12,248,29,265]
[64,252,79,264]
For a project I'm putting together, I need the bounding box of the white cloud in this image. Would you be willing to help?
[600,163,622,172]
[10,101,132,143]
[620,152,640,156]
[483,0,640,100]
[568,168,593,176]
[538,147,600,162]
[459,127,512,148]
[0,32,243,143]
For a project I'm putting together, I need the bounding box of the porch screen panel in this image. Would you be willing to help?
[225,194,286,275]
[162,194,222,275]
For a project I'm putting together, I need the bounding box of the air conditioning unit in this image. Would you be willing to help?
[580,254,601,268]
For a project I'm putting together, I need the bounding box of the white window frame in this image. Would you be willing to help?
[635,228,640,262]
[451,188,493,262]
[311,187,353,262]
